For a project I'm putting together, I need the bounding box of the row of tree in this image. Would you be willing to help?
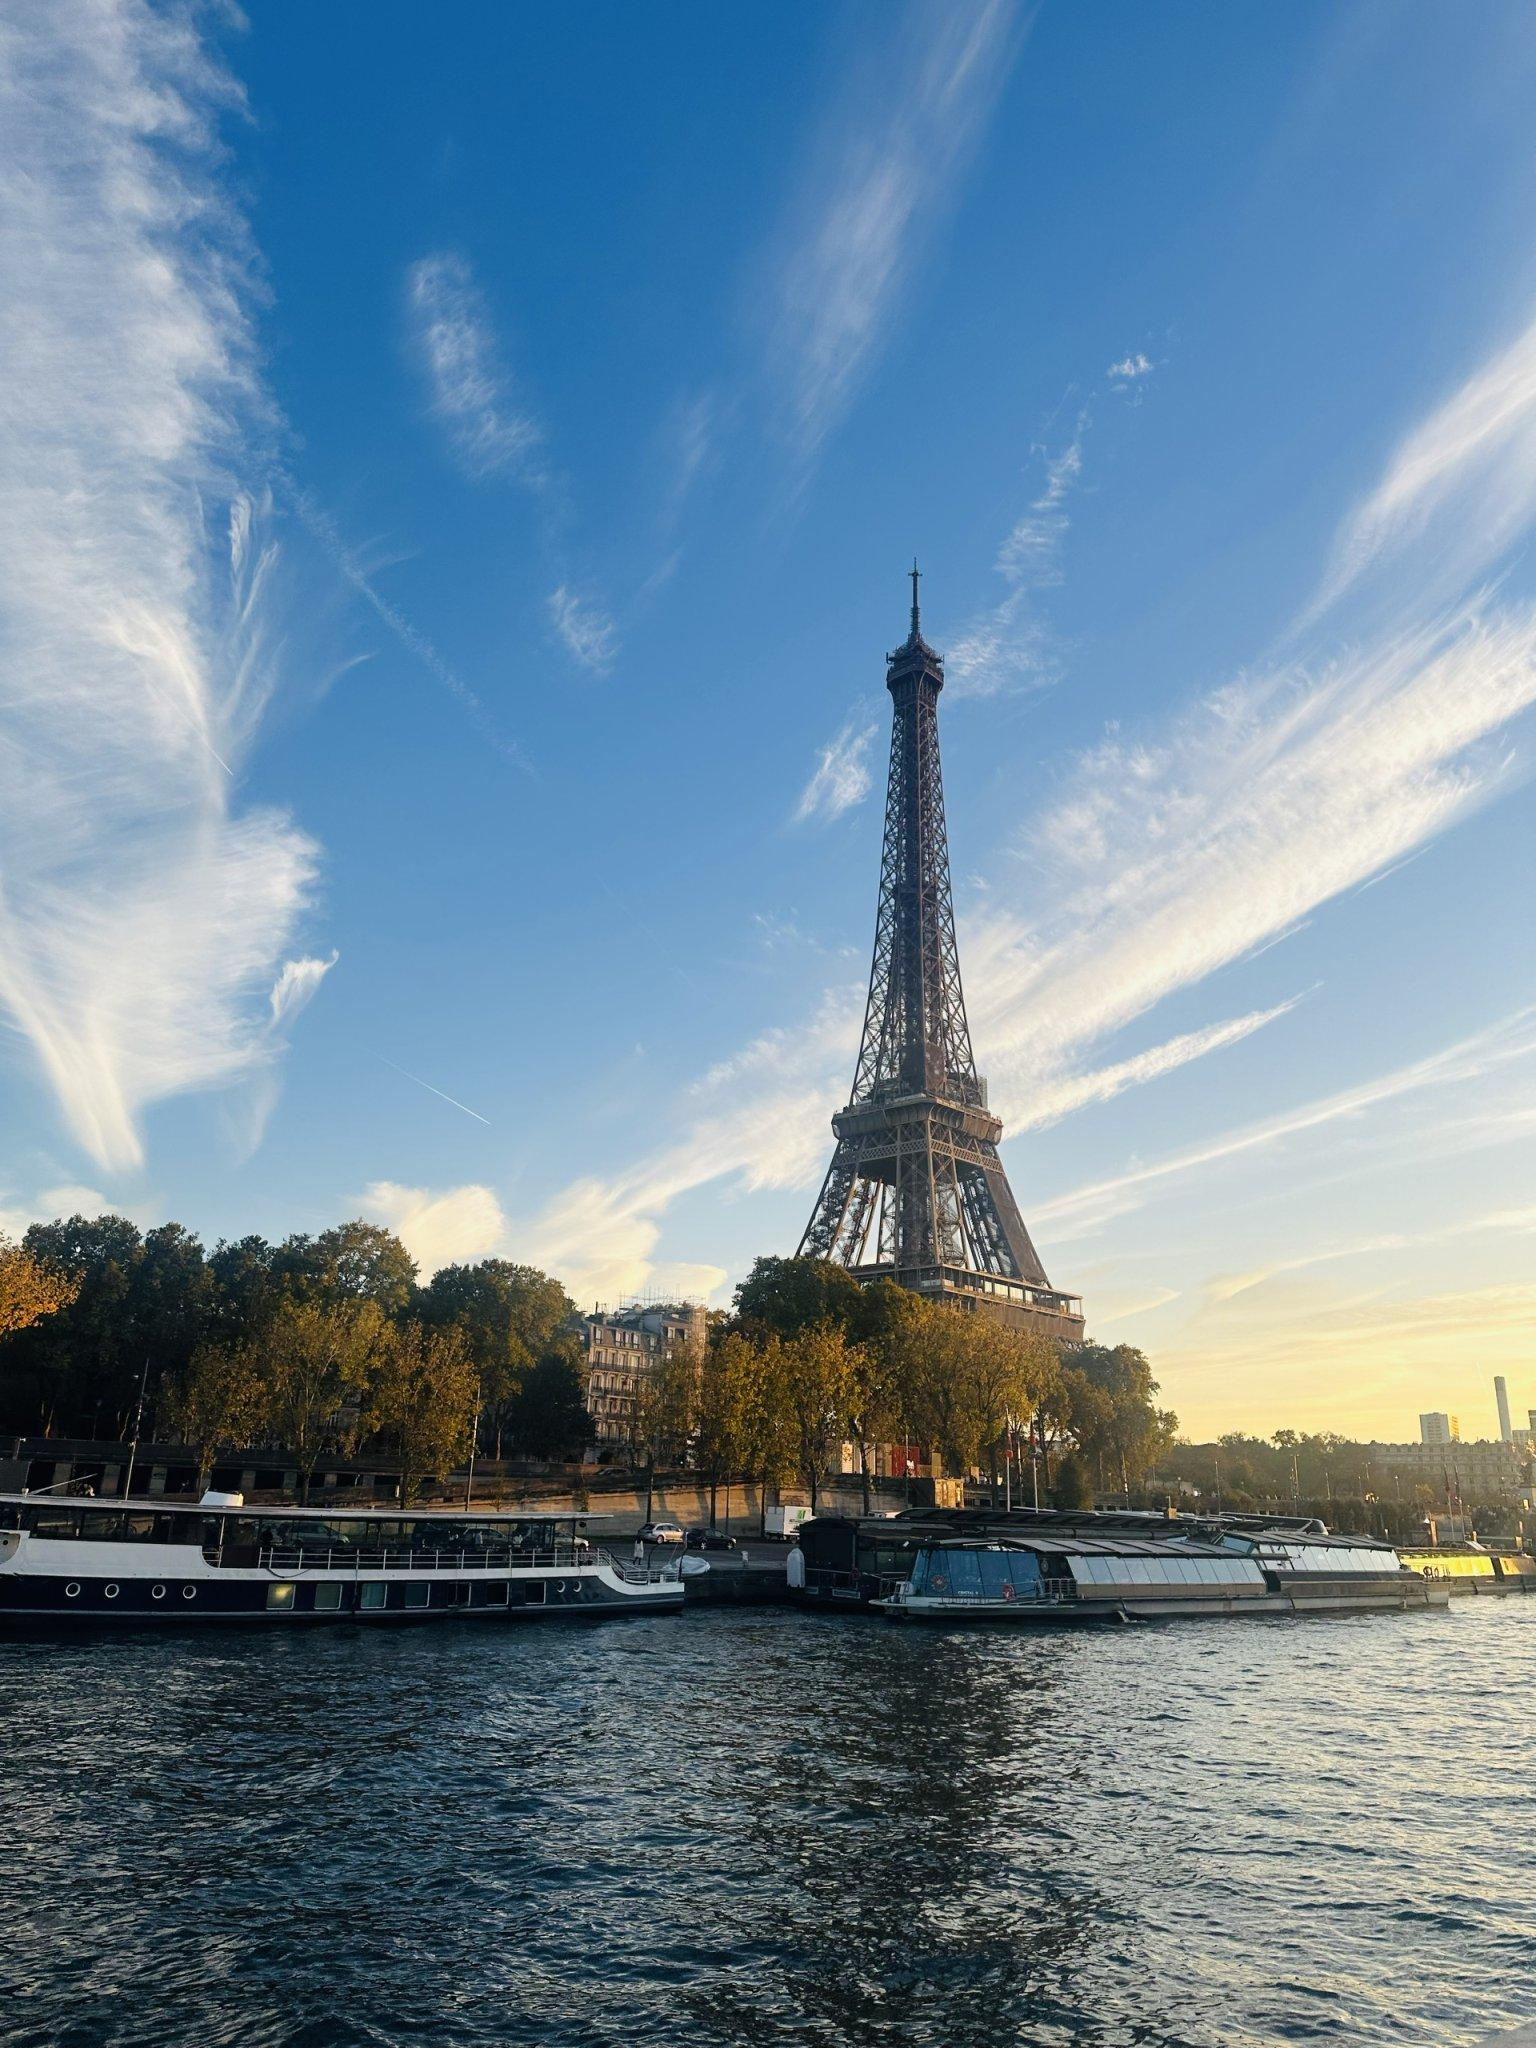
[2,1224,1181,1515]
[625,1257,1180,1522]
[0,1216,592,1495]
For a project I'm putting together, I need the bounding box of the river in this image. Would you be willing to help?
[1,1600,1531,2047]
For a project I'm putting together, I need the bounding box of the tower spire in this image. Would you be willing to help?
[909,557,921,639]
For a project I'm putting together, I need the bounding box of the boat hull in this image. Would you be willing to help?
[0,1565,682,1627]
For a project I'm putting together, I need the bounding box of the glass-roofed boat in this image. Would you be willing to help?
[794,1508,1451,1623]
[0,1493,685,1627]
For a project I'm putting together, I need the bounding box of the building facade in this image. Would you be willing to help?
[1418,1412,1459,1446]
[1370,1437,1523,1500]
[581,1301,707,1453]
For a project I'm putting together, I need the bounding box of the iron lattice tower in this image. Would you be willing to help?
[798,568,1084,1343]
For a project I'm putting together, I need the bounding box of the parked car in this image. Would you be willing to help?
[637,1519,685,1544]
[684,1527,740,1552]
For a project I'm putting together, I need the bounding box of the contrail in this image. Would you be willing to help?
[372,1052,491,1126]
[293,488,532,775]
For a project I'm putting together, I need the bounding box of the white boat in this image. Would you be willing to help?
[0,1493,684,1626]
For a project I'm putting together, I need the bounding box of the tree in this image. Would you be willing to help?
[207,1236,279,1348]
[274,1221,417,1314]
[732,1255,865,1340]
[695,1330,758,1525]
[13,1214,147,1435]
[632,1346,698,1521]
[164,1344,263,1490]
[777,1322,857,1512]
[504,1338,590,1461]
[737,1334,799,1536]
[1053,1453,1092,1510]
[128,1223,212,1387]
[419,1260,575,1456]
[1067,1345,1177,1498]
[251,1297,389,1502]
[365,1320,478,1507]
[0,1236,79,1343]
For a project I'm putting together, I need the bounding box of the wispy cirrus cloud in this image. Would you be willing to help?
[406,252,543,484]
[1107,351,1155,386]
[793,715,880,824]
[948,428,1084,700]
[1032,1007,1536,1240]
[0,1,324,1174]
[766,0,1024,468]
[269,953,338,1031]
[547,585,618,673]
[1316,303,1536,614]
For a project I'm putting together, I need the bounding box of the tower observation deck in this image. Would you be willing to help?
[797,568,1084,1345]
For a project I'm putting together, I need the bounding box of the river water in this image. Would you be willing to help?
[1,1600,1531,2048]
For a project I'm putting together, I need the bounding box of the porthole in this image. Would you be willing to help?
[104,1583,119,1600]
[152,1585,167,1601]
[182,1585,197,1601]
[64,1582,81,1599]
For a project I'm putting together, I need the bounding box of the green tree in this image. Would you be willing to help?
[14,1213,147,1435]
[632,1346,698,1521]
[274,1220,417,1314]
[419,1260,575,1455]
[366,1320,478,1507]
[777,1322,857,1512]
[737,1333,799,1536]
[1053,1453,1092,1510]
[251,1296,390,1502]
[206,1235,279,1348]
[731,1255,865,1340]
[504,1337,590,1461]
[696,1329,758,1525]
[164,1343,263,1490]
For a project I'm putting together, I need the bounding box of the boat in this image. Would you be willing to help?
[0,1492,685,1626]
[793,1508,1453,1622]
[1395,1544,1536,1594]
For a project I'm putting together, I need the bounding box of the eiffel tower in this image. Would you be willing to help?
[798,568,1084,1345]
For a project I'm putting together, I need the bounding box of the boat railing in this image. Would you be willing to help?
[249,1541,603,1574]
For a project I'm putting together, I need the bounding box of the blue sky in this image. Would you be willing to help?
[2,0,1534,1439]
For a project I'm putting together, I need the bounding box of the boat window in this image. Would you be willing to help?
[526,1582,546,1605]
[359,1582,386,1609]
[977,1551,1012,1599]
[403,1583,430,1609]
[266,1583,296,1611]
[946,1550,983,1596]
[481,1582,510,1606]
[1007,1553,1040,1592]
[313,1583,343,1610]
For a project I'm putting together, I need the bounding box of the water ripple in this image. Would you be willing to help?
[1,1605,1534,2045]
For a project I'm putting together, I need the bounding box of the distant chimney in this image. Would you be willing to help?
[1495,1375,1513,1444]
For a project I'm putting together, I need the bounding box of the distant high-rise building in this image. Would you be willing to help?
[1495,1376,1513,1444]
[1419,1412,1458,1446]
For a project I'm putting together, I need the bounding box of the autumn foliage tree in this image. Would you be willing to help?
[0,1235,78,1343]
[365,1320,478,1508]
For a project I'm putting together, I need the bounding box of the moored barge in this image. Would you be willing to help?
[0,1493,684,1626]
[794,1508,1453,1622]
